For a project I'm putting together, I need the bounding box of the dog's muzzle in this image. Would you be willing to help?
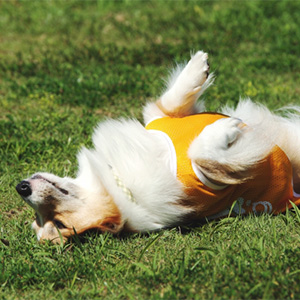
[16,181,32,197]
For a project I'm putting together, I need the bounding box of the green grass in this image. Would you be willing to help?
[1,1,300,299]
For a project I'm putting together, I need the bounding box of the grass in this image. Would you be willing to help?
[1,0,300,299]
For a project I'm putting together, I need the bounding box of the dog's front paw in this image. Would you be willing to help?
[158,50,212,117]
[184,51,209,91]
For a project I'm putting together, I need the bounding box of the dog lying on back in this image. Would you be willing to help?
[16,51,300,243]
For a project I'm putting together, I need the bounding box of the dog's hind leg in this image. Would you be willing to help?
[143,51,214,124]
[188,117,273,185]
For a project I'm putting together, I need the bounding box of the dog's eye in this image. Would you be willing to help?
[51,183,69,195]
[58,187,69,195]
[43,179,69,195]
[54,219,67,229]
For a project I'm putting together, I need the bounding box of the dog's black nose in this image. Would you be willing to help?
[16,181,32,197]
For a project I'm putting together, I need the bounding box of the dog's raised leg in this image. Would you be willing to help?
[158,51,210,117]
[143,51,213,123]
[188,117,270,186]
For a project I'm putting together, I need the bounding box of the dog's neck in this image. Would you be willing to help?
[109,165,137,204]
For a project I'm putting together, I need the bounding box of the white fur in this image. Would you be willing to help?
[188,113,274,170]
[221,98,300,167]
[79,119,189,231]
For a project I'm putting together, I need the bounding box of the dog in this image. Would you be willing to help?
[16,51,300,243]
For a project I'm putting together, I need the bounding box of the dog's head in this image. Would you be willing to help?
[16,172,123,243]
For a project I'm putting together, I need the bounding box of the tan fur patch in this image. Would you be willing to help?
[157,87,202,117]
[194,158,260,185]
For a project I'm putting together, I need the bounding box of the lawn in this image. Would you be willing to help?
[1,0,300,299]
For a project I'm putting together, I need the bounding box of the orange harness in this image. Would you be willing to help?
[146,113,300,217]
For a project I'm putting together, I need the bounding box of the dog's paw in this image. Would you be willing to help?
[203,118,243,150]
[159,51,211,116]
[184,51,209,90]
[189,117,244,161]
[216,118,243,149]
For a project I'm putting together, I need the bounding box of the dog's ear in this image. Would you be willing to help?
[72,215,123,236]
[99,215,123,233]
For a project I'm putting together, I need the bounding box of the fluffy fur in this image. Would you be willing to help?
[16,51,300,243]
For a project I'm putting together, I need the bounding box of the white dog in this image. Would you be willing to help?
[16,51,300,243]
